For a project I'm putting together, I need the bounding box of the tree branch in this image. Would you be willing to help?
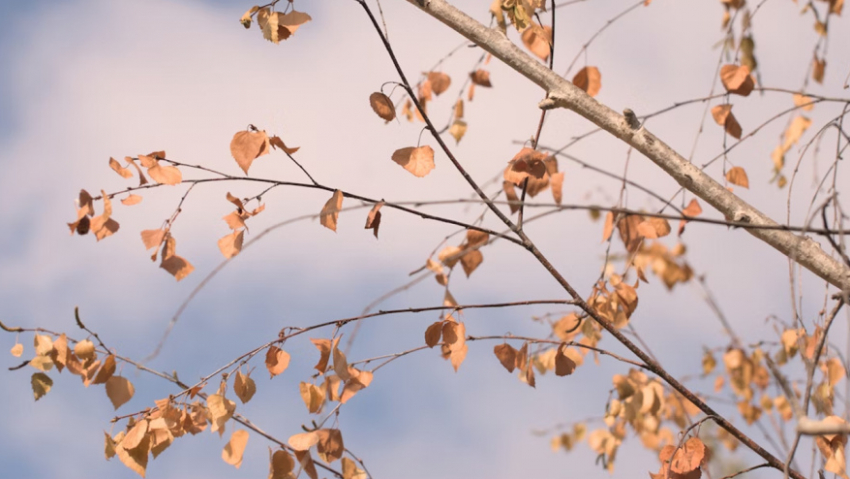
[404,0,850,293]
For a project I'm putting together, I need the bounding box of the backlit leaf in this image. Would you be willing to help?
[726,166,749,188]
[222,430,249,468]
[230,130,271,174]
[31,372,52,401]
[391,146,435,178]
[265,346,291,378]
[573,66,601,97]
[105,376,134,410]
[320,189,344,232]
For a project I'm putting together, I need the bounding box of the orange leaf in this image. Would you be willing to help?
[521,24,552,61]
[218,230,245,259]
[470,69,492,87]
[364,201,383,238]
[494,343,517,372]
[230,130,271,174]
[120,194,143,206]
[720,64,754,96]
[265,346,290,378]
[427,72,451,95]
[269,135,299,155]
[109,157,133,179]
[573,66,601,97]
[726,166,749,188]
[391,146,435,178]
[222,430,249,468]
[320,190,344,232]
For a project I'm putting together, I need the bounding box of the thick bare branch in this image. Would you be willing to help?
[404,0,850,293]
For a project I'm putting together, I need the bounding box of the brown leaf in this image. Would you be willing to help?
[233,370,256,404]
[31,372,52,401]
[105,376,135,409]
[159,235,194,281]
[300,382,326,413]
[265,346,291,378]
[425,322,443,348]
[109,157,133,179]
[320,189,344,232]
[296,450,319,479]
[427,72,451,95]
[454,99,464,119]
[340,371,373,403]
[711,104,742,139]
[671,437,706,473]
[494,343,517,372]
[365,201,383,239]
[726,166,749,188]
[503,181,520,214]
[369,92,396,122]
[504,148,549,196]
[258,9,311,43]
[573,66,601,97]
[391,146,435,178]
[269,135,299,155]
[10,342,23,358]
[125,157,149,186]
[555,345,577,376]
[90,190,119,241]
[218,230,245,259]
[460,250,483,277]
[222,430,249,469]
[240,5,259,28]
[115,432,149,478]
[470,69,492,87]
[678,198,703,236]
[269,449,295,479]
[93,354,116,385]
[230,130,271,174]
[720,64,754,96]
[310,338,338,374]
[316,428,344,463]
[813,56,826,84]
[521,24,552,61]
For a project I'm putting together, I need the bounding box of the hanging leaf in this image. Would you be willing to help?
[726,166,749,188]
[470,70,492,87]
[521,24,552,61]
[369,92,396,122]
[427,72,451,95]
[364,202,383,238]
[573,67,602,97]
[222,430,249,468]
[720,64,755,96]
[711,104,742,139]
[230,129,271,174]
[391,146,435,178]
[320,190,344,232]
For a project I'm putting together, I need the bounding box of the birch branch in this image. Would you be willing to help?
[404,0,850,293]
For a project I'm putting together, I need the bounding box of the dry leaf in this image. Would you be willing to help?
[218,230,245,259]
[230,130,271,174]
[233,370,256,404]
[783,116,812,151]
[503,181,520,214]
[521,24,552,61]
[296,450,319,479]
[573,66,601,97]
[550,171,564,205]
[365,202,383,239]
[300,382,326,413]
[460,250,483,277]
[240,5,259,28]
[720,64,755,96]
[711,104,743,139]
[316,429,344,463]
[10,342,23,358]
[269,135,299,155]
[289,431,320,451]
[147,162,182,185]
[258,9,312,43]
[93,354,116,385]
[555,344,577,376]
[425,322,443,348]
[726,166,749,188]
[793,93,815,111]
[369,92,395,122]
[494,343,517,372]
[310,338,338,374]
[208,393,237,436]
[265,346,291,378]
[449,120,467,143]
[391,146,435,178]
[120,195,143,206]
[320,190,344,232]
[813,56,826,84]
[141,229,165,253]
[470,69,492,87]
[31,372,52,401]
[109,157,133,179]
[427,72,451,95]
[602,211,615,242]
[269,449,295,479]
[105,376,134,409]
[160,235,194,281]
[222,430,249,469]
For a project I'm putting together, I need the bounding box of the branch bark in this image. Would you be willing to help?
[404,0,850,293]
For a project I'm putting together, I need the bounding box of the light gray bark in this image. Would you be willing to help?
[405,0,850,292]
